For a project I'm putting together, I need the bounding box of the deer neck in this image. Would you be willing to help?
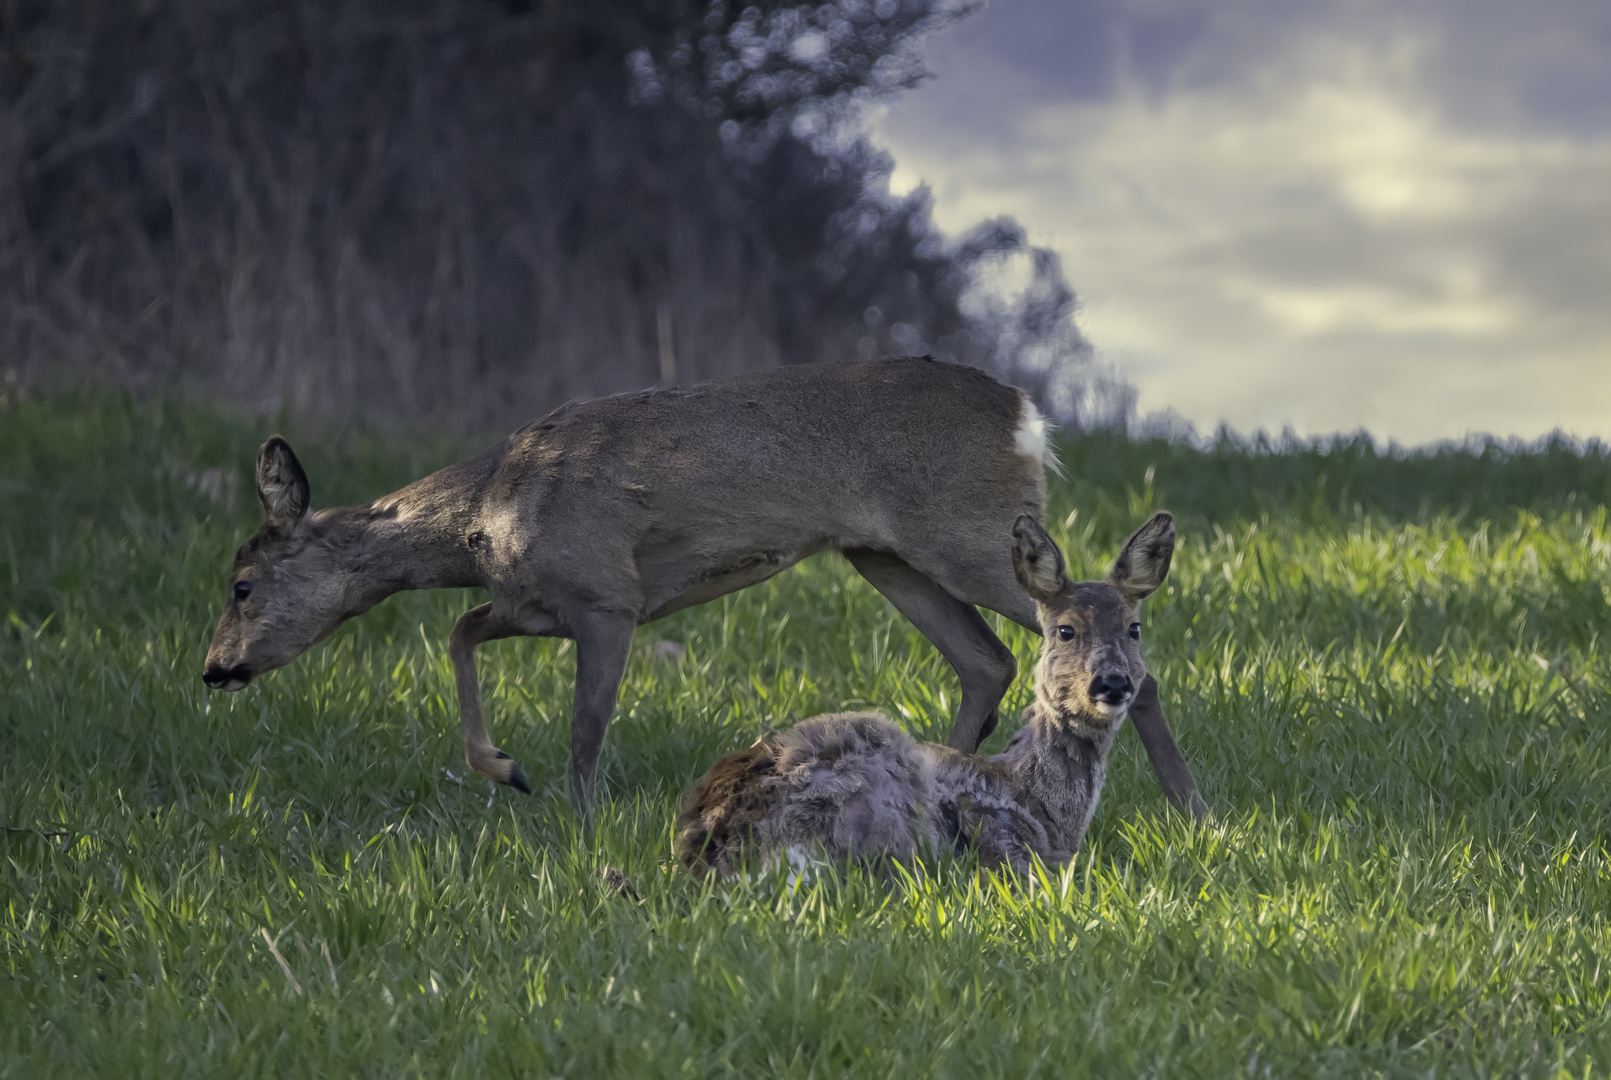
[316,472,488,613]
[996,700,1122,857]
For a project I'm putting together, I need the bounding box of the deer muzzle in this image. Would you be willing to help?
[202,662,253,692]
[1088,673,1134,716]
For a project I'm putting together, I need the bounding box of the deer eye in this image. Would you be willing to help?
[1057,625,1075,641]
[1129,623,1141,640]
[233,580,252,602]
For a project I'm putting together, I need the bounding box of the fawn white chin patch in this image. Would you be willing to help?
[1090,698,1131,720]
[1014,400,1063,477]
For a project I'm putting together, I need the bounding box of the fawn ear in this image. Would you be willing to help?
[1108,512,1174,603]
[256,436,311,533]
[1011,514,1069,604]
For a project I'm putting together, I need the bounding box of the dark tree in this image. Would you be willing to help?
[0,0,1126,429]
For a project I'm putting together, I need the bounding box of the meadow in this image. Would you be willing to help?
[3,393,1610,1077]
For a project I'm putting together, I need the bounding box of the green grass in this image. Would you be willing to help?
[3,393,1610,1077]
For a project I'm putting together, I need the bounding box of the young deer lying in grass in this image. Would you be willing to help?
[676,512,1176,877]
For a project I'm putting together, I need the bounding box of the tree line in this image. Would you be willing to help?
[0,0,1130,431]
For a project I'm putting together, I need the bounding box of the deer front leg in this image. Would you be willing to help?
[569,610,637,814]
[449,603,531,793]
[1129,673,1210,819]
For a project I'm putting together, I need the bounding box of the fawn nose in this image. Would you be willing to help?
[202,663,252,690]
[1088,673,1134,706]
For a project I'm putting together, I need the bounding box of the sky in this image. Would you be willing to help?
[867,0,1611,445]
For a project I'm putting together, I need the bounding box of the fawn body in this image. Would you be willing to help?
[203,358,1204,815]
[677,512,1175,876]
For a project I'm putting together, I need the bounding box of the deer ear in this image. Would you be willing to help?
[1109,512,1174,603]
[256,436,311,532]
[1011,514,1068,604]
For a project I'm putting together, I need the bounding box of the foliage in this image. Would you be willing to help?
[2,393,1609,1076]
[0,0,1115,430]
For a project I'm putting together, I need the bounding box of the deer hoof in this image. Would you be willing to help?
[471,749,531,792]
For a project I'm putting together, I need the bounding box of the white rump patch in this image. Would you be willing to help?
[1013,399,1063,477]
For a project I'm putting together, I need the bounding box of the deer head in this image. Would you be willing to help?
[202,437,357,691]
[1010,512,1175,726]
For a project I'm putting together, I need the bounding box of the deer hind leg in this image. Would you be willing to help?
[1129,673,1211,819]
[449,603,531,793]
[844,549,1016,753]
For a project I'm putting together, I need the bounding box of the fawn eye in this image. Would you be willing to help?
[233,580,252,602]
[1128,623,1141,640]
[1057,625,1075,641]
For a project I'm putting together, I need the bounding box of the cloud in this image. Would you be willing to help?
[869,0,1611,442]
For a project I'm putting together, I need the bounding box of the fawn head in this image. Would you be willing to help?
[1011,512,1175,724]
[202,438,354,691]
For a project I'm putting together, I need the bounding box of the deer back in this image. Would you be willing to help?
[480,358,1050,620]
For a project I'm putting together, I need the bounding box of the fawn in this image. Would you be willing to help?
[676,512,1176,877]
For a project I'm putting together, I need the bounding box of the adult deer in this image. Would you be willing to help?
[676,512,1175,877]
[202,358,1207,816]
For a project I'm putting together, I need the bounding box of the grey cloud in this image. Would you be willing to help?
[949,0,1611,134]
[871,0,1611,441]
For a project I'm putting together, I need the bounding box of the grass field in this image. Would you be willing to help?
[3,393,1610,1077]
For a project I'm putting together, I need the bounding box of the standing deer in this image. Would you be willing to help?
[676,513,1176,877]
[202,358,1206,816]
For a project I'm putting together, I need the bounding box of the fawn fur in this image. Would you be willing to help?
[677,512,1177,876]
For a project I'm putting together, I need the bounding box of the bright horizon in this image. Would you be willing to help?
[868,0,1611,446]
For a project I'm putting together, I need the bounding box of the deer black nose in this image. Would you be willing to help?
[202,663,252,690]
[1088,673,1133,705]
